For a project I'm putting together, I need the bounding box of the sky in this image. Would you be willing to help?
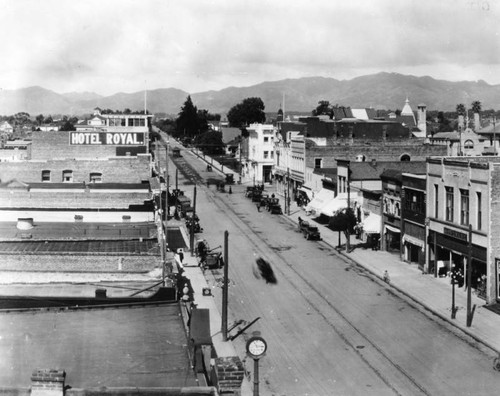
[0,0,499,96]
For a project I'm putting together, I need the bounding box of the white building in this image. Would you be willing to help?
[243,123,277,184]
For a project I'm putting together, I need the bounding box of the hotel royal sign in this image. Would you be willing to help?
[69,132,145,146]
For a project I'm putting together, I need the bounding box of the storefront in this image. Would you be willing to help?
[428,229,487,297]
[384,223,401,253]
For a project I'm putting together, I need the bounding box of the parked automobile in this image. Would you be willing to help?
[225,173,235,184]
[259,194,270,207]
[266,197,279,211]
[251,190,263,202]
[269,201,283,214]
[303,224,321,240]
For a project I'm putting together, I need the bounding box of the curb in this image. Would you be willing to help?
[283,212,500,356]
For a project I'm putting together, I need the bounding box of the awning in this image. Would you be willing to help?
[320,193,349,217]
[189,308,212,346]
[298,186,314,201]
[384,224,400,234]
[402,234,425,249]
[305,188,336,214]
[361,213,381,234]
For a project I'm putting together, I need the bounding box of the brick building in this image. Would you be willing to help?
[426,156,500,304]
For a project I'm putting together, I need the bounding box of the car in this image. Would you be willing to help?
[303,225,321,240]
[251,191,263,202]
[269,203,283,214]
[266,197,279,211]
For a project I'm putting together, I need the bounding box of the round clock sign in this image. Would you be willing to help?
[246,336,267,358]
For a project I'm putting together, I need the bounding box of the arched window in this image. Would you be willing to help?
[464,139,474,149]
[355,154,366,162]
[400,154,411,161]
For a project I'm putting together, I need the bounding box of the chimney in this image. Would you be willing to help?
[31,369,65,396]
[417,104,427,135]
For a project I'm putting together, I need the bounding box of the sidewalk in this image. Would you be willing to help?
[180,255,253,396]
[285,202,500,355]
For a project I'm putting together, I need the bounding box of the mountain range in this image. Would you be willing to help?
[0,72,499,117]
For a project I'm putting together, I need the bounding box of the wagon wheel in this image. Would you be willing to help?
[494,357,500,371]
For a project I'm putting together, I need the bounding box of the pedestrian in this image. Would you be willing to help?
[383,270,390,283]
[229,186,232,194]
[256,203,260,212]
[177,248,184,263]
[207,180,210,188]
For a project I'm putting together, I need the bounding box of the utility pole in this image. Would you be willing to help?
[164,137,169,244]
[493,116,497,155]
[286,167,291,215]
[222,230,229,341]
[239,141,242,184]
[466,224,476,327]
[190,186,197,256]
[346,163,351,253]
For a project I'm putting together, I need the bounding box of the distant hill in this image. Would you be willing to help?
[1,73,499,116]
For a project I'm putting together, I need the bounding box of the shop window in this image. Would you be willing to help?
[62,170,73,183]
[41,170,51,182]
[445,186,454,222]
[460,189,469,225]
[90,172,102,183]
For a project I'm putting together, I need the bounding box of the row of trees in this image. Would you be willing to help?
[159,96,267,155]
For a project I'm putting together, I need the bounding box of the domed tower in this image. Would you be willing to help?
[277,107,284,123]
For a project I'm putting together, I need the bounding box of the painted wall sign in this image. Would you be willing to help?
[443,227,468,241]
[69,132,145,145]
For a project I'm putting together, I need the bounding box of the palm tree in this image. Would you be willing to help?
[456,103,466,116]
[472,100,482,114]
[472,100,482,130]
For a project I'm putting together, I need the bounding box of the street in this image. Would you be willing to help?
[166,139,500,396]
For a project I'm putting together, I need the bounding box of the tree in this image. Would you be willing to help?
[328,208,357,249]
[227,97,266,127]
[59,120,76,131]
[36,114,44,126]
[194,131,225,155]
[176,96,201,137]
[312,100,332,117]
[456,103,466,116]
[437,111,453,132]
[43,115,53,124]
[472,100,482,114]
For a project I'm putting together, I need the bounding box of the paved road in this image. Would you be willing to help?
[167,138,499,396]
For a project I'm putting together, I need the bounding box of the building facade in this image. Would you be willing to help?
[426,157,498,303]
[243,123,277,184]
[401,173,427,269]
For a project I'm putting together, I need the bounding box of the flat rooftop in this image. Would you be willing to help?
[0,303,197,388]
[0,221,158,241]
[0,239,160,254]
